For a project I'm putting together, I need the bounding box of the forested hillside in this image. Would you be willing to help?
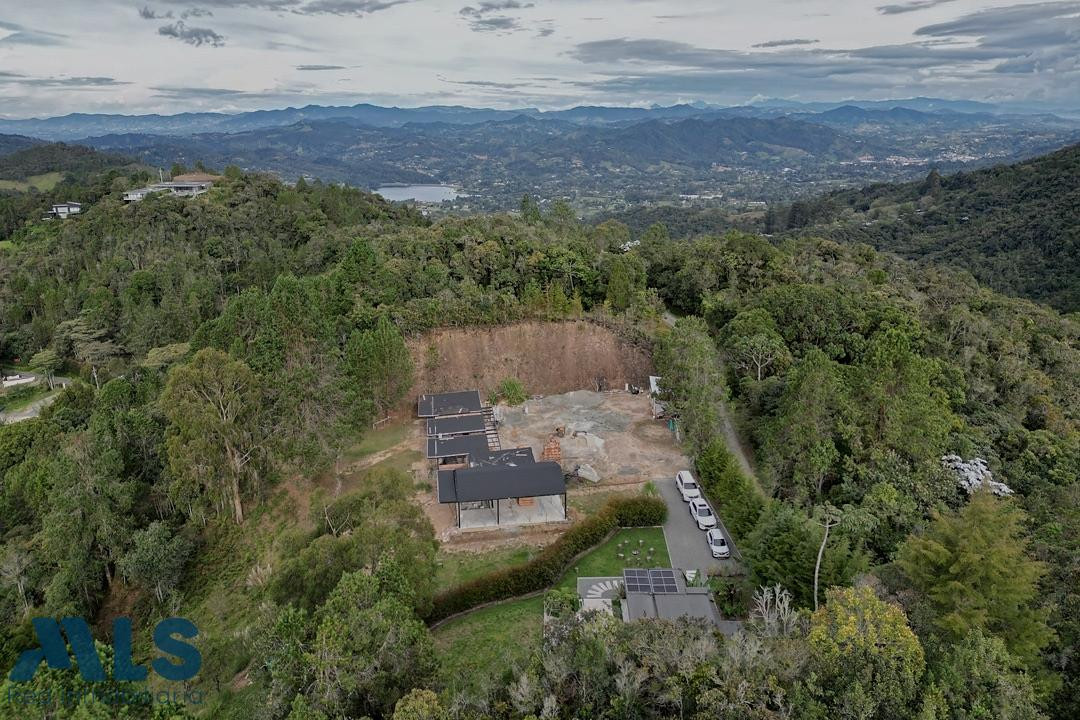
[767,143,1080,311]
[0,134,41,157]
[0,167,1076,719]
[0,142,129,181]
[0,142,136,240]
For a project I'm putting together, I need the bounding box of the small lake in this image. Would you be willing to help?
[375,184,461,203]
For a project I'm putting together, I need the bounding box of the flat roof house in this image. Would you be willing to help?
[44,202,82,220]
[577,568,740,633]
[420,388,563,529]
[123,180,213,202]
[437,449,567,529]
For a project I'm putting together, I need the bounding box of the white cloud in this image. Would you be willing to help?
[0,0,1077,118]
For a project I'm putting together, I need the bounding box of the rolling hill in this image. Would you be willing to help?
[774,143,1080,311]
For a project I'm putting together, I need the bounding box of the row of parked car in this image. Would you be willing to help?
[675,470,731,559]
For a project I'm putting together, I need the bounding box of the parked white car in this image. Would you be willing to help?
[675,470,701,502]
[706,528,730,558]
[689,498,717,530]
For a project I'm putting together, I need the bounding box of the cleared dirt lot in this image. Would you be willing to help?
[499,390,687,489]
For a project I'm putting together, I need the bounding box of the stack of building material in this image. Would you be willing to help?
[541,436,562,463]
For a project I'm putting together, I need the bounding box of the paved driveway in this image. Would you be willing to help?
[658,477,740,574]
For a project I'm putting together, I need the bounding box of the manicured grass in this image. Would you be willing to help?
[434,595,544,692]
[435,545,538,593]
[557,526,669,590]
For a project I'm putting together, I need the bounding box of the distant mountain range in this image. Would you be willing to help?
[0,97,1064,142]
[4,97,1080,217]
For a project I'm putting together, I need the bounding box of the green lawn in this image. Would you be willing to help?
[434,595,544,693]
[557,526,669,590]
[435,545,538,593]
[0,240,13,251]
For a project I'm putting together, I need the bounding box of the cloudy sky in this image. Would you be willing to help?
[2,0,1079,118]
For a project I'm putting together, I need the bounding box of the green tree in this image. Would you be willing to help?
[252,605,314,718]
[308,570,436,718]
[854,328,955,464]
[604,254,644,312]
[744,502,868,608]
[117,522,192,604]
[695,437,763,539]
[346,315,414,418]
[520,194,541,225]
[654,316,726,454]
[762,348,852,502]
[897,491,1052,665]
[807,586,925,720]
[392,689,447,720]
[930,629,1045,720]
[28,349,62,390]
[161,348,265,524]
[723,309,791,381]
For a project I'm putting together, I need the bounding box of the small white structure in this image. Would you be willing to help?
[44,202,82,219]
[123,181,212,203]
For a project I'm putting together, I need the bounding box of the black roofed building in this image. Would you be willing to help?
[576,568,740,633]
[425,414,487,438]
[418,390,484,418]
[419,389,565,530]
[437,451,567,528]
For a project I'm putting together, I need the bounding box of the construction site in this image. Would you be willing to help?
[418,387,689,543]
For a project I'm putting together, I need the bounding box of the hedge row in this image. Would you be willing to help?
[426,495,667,623]
[695,437,765,540]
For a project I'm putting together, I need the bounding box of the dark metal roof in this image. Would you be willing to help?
[624,592,722,626]
[426,433,490,459]
[417,390,483,418]
[426,414,486,437]
[437,460,565,503]
[470,446,535,467]
[622,568,721,625]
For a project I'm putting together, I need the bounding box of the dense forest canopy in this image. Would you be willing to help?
[766,142,1080,312]
[0,158,1076,719]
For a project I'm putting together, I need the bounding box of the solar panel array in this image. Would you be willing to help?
[649,569,679,594]
[623,568,680,594]
[623,568,652,594]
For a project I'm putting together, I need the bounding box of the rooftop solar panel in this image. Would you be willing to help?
[623,568,653,594]
[649,569,679,594]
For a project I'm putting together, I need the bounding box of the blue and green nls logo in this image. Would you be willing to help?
[10,616,200,683]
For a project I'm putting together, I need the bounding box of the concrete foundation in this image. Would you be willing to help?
[458,494,567,530]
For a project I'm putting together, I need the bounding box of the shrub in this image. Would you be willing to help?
[426,495,666,623]
[496,377,527,406]
[695,437,765,540]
